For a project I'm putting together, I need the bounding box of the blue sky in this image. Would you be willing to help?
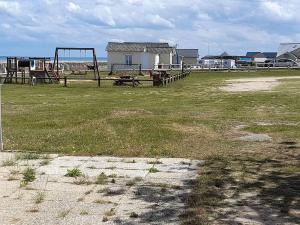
[0,0,299,57]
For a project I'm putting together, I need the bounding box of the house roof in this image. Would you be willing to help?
[246,52,277,58]
[277,43,300,58]
[246,52,260,57]
[176,49,199,58]
[262,52,277,58]
[220,52,229,57]
[106,42,174,54]
[201,55,240,60]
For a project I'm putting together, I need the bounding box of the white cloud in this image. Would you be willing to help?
[0,0,300,56]
[260,0,299,21]
[0,1,20,15]
[66,2,81,13]
[149,15,175,28]
[1,23,11,29]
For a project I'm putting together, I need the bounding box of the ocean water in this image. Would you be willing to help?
[0,56,107,62]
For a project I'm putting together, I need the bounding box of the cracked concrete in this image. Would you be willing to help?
[0,152,202,225]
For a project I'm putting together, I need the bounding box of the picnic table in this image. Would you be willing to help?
[113,75,141,86]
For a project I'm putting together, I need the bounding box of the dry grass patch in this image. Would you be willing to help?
[170,123,218,138]
[111,109,152,118]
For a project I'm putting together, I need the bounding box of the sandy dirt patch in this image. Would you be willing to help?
[221,76,300,92]
[170,123,218,138]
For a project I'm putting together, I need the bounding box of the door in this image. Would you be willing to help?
[154,54,160,69]
[125,55,133,65]
[141,53,150,70]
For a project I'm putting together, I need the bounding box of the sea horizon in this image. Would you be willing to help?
[0,56,107,63]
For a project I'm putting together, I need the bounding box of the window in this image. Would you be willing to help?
[125,55,133,65]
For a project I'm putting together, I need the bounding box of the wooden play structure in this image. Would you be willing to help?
[5,57,56,84]
[4,47,100,84]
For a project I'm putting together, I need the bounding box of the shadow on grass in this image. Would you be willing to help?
[182,144,300,225]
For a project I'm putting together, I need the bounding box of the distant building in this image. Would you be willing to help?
[173,49,199,65]
[246,52,277,63]
[106,42,176,71]
[277,43,300,63]
[200,53,237,68]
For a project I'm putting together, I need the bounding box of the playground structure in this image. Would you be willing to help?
[5,57,54,84]
[53,47,100,79]
[4,47,100,84]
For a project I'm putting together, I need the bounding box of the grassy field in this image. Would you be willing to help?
[2,70,300,224]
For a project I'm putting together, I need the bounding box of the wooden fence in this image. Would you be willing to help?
[161,69,191,86]
[0,67,191,87]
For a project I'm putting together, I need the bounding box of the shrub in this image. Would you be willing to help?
[95,172,108,185]
[40,159,50,166]
[65,168,82,177]
[149,167,160,173]
[17,153,40,160]
[22,167,36,184]
[34,192,46,204]
[1,159,16,167]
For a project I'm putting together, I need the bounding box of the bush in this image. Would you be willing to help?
[65,168,82,177]
[22,167,36,183]
[95,172,108,185]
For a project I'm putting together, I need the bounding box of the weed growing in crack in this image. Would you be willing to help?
[34,192,46,204]
[65,168,82,177]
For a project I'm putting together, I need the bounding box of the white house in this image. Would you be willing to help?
[106,42,176,71]
[200,52,236,68]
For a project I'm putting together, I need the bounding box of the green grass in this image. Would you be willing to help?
[2,70,300,224]
[16,152,40,160]
[3,70,299,158]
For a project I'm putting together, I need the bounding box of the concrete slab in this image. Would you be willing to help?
[0,152,201,225]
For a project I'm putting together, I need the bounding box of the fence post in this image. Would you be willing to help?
[109,64,114,75]
[139,64,142,75]
[132,77,135,87]
[97,76,100,87]
[64,76,67,87]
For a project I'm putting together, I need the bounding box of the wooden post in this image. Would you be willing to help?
[110,64,114,75]
[97,76,101,87]
[139,64,142,75]
[64,76,67,87]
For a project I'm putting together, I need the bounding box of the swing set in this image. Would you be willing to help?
[52,47,100,79]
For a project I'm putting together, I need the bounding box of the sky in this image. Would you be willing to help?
[0,0,299,57]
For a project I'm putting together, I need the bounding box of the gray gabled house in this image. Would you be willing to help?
[106,42,176,70]
[173,49,199,65]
